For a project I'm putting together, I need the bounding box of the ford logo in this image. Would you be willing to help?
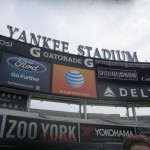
[65,70,84,88]
[7,57,46,72]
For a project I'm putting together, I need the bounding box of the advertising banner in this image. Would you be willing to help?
[0,52,51,93]
[52,64,97,98]
[135,127,150,136]
[0,35,29,55]
[3,115,79,142]
[2,35,150,103]
[97,84,150,102]
[80,123,135,143]
[0,90,27,111]
[95,59,150,86]
[0,35,94,70]
[95,59,150,102]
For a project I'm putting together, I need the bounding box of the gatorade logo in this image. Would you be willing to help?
[30,47,41,58]
[84,58,93,68]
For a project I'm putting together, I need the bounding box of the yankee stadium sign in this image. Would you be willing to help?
[5,25,138,62]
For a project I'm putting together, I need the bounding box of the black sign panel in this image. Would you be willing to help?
[95,59,150,86]
[97,84,150,102]
[0,52,51,93]
[0,91,27,111]
[80,123,135,143]
[135,127,150,136]
[2,35,150,104]
[3,115,79,143]
[0,35,29,55]
[0,35,94,69]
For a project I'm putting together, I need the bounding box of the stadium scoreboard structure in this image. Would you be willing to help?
[0,35,150,107]
[1,35,150,148]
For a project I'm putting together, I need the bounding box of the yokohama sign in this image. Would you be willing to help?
[80,123,135,143]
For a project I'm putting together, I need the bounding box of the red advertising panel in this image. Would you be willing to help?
[52,64,97,99]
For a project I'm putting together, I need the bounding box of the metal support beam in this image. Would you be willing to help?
[27,94,32,112]
[79,104,81,118]
[126,106,129,120]
[132,104,137,121]
[83,101,87,119]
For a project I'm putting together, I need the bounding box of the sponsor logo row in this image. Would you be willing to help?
[2,45,150,85]
[0,37,94,69]
[30,47,94,68]
[0,115,149,143]
[29,47,150,85]
[1,52,150,101]
[27,47,150,85]
[1,37,150,84]
[0,52,97,99]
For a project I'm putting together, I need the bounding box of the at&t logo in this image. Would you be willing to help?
[66,70,84,88]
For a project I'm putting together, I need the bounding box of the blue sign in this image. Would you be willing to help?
[0,52,51,93]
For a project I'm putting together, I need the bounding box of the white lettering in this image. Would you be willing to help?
[131,89,138,97]
[41,123,49,137]
[30,47,41,57]
[0,40,13,47]
[17,121,27,139]
[15,60,39,71]
[50,124,58,140]
[43,52,82,65]
[6,120,17,138]
[84,58,93,68]
[95,128,133,137]
[69,126,76,141]
[28,122,37,139]
[119,88,128,97]
[141,89,148,97]
[59,125,67,140]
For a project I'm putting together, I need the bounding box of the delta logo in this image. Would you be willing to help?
[52,64,97,98]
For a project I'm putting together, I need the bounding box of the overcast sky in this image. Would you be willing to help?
[1,0,150,116]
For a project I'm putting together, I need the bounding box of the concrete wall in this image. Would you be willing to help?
[30,108,150,121]
[30,108,120,120]
[30,108,80,118]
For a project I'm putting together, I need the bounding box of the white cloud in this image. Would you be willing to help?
[1,0,150,59]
